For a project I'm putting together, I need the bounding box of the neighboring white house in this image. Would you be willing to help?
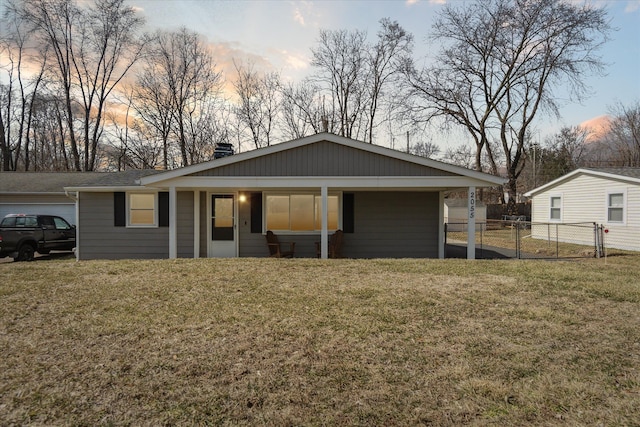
[524,168,640,251]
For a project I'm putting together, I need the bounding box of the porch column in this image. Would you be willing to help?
[320,185,328,259]
[169,185,177,259]
[467,186,476,260]
[438,191,445,259]
[193,190,200,258]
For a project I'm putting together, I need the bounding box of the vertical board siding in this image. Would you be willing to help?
[78,192,168,260]
[531,174,640,251]
[191,141,454,177]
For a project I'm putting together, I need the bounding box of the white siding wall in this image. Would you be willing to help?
[530,174,640,251]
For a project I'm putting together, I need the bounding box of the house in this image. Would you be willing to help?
[524,167,640,251]
[0,172,103,225]
[65,133,505,260]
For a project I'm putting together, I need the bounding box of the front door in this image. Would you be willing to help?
[209,194,236,257]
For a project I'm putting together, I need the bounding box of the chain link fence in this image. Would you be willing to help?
[445,219,603,259]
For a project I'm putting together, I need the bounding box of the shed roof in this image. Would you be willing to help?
[524,167,640,197]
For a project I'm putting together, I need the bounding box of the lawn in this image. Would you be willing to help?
[1,256,639,425]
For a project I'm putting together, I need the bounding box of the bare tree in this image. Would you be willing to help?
[311,28,368,140]
[133,28,223,168]
[0,9,48,171]
[405,0,611,212]
[365,18,413,144]
[232,61,281,149]
[13,0,145,171]
[410,140,440,158]
[279,79,327,139]
[606,101,640,166]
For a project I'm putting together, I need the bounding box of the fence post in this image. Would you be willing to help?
[516,222,521,259]
[556,224,560,259]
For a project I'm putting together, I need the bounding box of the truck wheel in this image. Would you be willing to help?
[14,244,35,262]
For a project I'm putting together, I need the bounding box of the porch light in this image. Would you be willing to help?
[238,194,247,203]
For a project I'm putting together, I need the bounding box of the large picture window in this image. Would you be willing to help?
[128,193,157,226]
[265,193,339,232]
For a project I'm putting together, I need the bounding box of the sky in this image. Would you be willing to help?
[128,0,640,147]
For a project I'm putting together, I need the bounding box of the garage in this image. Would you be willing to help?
[0,172,102,226]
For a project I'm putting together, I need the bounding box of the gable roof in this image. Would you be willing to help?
[524,167,640,197]
[139,133,505,187]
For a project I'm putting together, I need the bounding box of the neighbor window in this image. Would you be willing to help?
[607,192,624,223]
[549,196,562,221]
[128,193,157,226]
[265,193,339,232]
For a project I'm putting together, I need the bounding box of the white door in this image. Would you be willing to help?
[209,194,237,257]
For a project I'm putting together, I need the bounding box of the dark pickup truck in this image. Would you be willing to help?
[0,214,76,261]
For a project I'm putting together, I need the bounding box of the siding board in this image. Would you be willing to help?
[190,141,454,177]
[78,192,168,260]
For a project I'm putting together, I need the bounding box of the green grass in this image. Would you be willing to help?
[1,256,640,425]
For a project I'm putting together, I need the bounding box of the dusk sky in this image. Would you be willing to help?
[129,0,640,147]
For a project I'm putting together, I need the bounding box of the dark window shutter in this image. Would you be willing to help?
[159,192,169,227]
[114,192,126,227]
[250,192,262,233]
[343,193,354,233]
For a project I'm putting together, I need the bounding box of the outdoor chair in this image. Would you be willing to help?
[265,230,295,258]
[315,229,344,258]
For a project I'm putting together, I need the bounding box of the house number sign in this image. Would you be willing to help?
[469,189,476,219]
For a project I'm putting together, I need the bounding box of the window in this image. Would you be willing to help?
[265,193,339,232]
[128,193,157,226]
[53,217,72,230]
[607,192,625,223]
[549,196,562,221]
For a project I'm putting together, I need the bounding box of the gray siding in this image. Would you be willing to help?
[238,191,440,258]
[191,141,455,177]
[346,192,439,258]
[78,192,168,260]
[177,191,194,258]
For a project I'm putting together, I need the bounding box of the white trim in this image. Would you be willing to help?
[169,186,177,259]
[75,192,80,261]
[549,194,563,222]
[467,186,476,260]
[64,186,147,192]
[141,175,501,190]
[438,191,444,259]
[127,192,159,228]
[193,191,200,258]
[525,168,640,197]
[321,186,328,259]
[207,192,238,258]
[605,189,627,225]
